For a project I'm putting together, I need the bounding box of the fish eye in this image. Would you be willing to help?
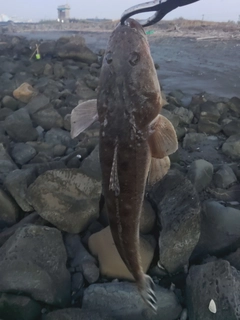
[105,52,113,64]
[129,52,140,66]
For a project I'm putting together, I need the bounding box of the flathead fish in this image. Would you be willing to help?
[71,18,178,312]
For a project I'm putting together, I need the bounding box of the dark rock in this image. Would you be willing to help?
[213,165,237,189]
[0,107,13,121]
[0,225,71,306]
[0,188,19,226]
[161,108,179,128]
[173,107,193,125]
[192,201,240,259]
[53,62,65,79]
[11,142,36,165]
[45,128,77,148]
[63,114,71,131]
[64,233,99,283]
[222,134,240,160]
[182,133,206,149]
[43,63,53,76]
[22,160,66,176]
[198,119,221,134]
[32,107,63,130]
[4,168,36,212]
[0,143,18,181]
[75,80,97,100]
[223,119,240,137]
[27,169,101,233]
[150,170,201,274]
[186,260,240,320]
[24,94,50,115]
[82,282,182,320]
[45,309,115,320]
[4,108,38,142]
[199,101,221,122]
[71,272,84,301]
[187,159,213,192]
[0,293,41,320]
[80,144,101,181]
[229,97,240,115]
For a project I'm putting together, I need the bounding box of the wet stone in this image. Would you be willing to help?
[213,165,237,189]
[11,142,37,165]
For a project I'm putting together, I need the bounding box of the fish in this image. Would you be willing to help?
[71,18,178,312]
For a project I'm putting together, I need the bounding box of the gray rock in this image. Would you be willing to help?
[199,101,221,122]
[213,165,237,189]
[0,293,41,320]
[150,170,201,274]
[192,201,240,259]
[222,134,240,160]
[225,248,240,270]
[0,225,71,306]
[0,188,19,226]
[64,233,99,283]
[198,119,221,134]
[186,260,240,320]
[22,160,66,176]
[223,119,240,137]
[1,96,18,111]
[229,97,240,115]
[24,94,50,115]
[4,108,38,142]
[82,282,182,320]
[187,159,213,192]
[84,74,99,90]
[32,107,63,130]
[80,144,101,181]
[0,107,13,121]
[53,144,66,157]
[27,169,101,233]
[45,309,115,320]
[182,133,206,149]
[75,80,97,100]
[0,144,17,181]
[11,142,36,165]
[45,128,77,148]
[43,63,53,76]
[53,62,66,79]
[63,114,71,131]
[173,107,194,125]
[160,108,179,128]
[4,169,36,212]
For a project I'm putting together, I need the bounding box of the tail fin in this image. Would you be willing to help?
[138,274,158,313]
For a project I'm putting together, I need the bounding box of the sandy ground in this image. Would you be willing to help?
[12,26,240,99]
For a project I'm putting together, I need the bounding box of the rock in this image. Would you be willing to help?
[192,201,240,259]
[13,83,37,103]
[45,128,77,148]
[4,169,36,212]
[0,225,71,306]
[32,107,63,130]
[11,142,36,165]
[173,107,194,125]
[53,144,66,157]
[27,169,101,233]
[43,63,53,76]
[53,62,65,79]
[75,80,97,100]
[160,108,179,128]
[84,74,99,90]
[198,119,221,134]
[213,165,237,189]
[199,101,221,122]
[0,107,13,121]
[80,144,101,181]
[4,108,38,142]
[186,260,240,320]
[149,170,201,274]
[0,143,18,181]
[222,134,240,160]
[64,233,99,283]
[24,94,50,115]
[63,114,71,131]
[187,159,213,192]
[71,272,84,301]
[223,119,240,137]
[82,282,182,320]
[1,95,18,111]
[140,200,156,234]
[45,309,115,320]
[228,97,240,115]
[88,226,155,280]
[0,188,19,226]
[182,133,206,149]
[0,293,41,320]
[225,248,240,270]
[22,160,66,176]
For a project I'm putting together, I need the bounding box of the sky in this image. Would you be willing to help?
[1,0,239,22]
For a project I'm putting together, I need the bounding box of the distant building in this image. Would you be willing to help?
[57,4,70,22]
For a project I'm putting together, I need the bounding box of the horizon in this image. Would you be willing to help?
[1,0,239,23]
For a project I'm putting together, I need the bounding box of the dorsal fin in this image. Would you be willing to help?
[109,138,120,197]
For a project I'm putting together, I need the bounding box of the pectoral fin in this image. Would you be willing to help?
[148,114,178,158]
[71,99,98,138]
[148,156,170,186]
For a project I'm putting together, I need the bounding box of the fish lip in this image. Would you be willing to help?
[120,0,200,27]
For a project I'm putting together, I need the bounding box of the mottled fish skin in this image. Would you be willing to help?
[97,19,162,311]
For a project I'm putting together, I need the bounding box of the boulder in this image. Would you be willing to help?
[222,134,240,160]
[4,169,36,212]
[228,97,240,115]
[173,107,194,125]
[186,260,240,320]
[182,133,206,149]
[223,119,240,137]
[187,159,213,192]
[45,309,115,320]
[13,82,37,103]
[0,188,19,226]
[27,169,101,233]
[150,170,201,274]
[24,94,50,115]
[11,142,37,165]
[88,226,155,280]
[80,144,101,181]
[1,95,18,111]
[0,225,71,306]
[0,107,13,121]
[4,108,38,142]
[213,165,237,189]
[45,128,77,148]
[31,107,63,130]
[82,282,182,320]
